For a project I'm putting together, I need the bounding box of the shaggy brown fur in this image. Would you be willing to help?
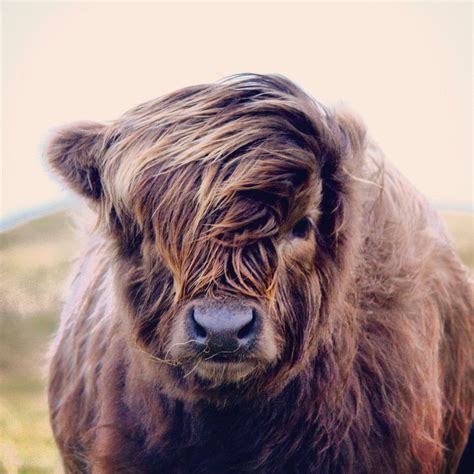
[46,74,473,473]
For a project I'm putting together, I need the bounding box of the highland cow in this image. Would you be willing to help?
[46,74,473,473]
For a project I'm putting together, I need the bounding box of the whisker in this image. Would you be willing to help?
[164,338,201,360]
[203,343,242,362]
[132,346,186,367]
[184,359,202,378]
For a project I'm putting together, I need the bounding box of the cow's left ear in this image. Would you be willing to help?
[332,108,367,162]
[315,107,368,261]
[45,121,106,202]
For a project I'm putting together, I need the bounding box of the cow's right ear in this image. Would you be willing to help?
[45,121,106,201]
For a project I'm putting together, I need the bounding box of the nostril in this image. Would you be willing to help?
[237,309,257,340]
[190,309,207,340]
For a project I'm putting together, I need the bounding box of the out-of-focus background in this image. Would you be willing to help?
[1,2,472,472]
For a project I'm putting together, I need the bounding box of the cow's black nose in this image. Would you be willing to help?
[189,301,259,357]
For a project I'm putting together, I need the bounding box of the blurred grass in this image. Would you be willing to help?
[0,210,472,473]
[0,212,77,474]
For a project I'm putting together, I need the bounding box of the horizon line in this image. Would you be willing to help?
[0,197,473,233]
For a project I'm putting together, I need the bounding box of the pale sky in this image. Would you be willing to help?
[2,1,472,221]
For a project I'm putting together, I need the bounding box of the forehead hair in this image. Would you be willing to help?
[99,74,339,234]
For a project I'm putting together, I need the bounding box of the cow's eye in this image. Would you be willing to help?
[290,216,312,239]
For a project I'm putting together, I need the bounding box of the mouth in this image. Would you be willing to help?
[184,359,257,384]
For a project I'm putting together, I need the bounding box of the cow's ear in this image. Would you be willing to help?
[45,121,106,201]
[331,108,367,163]
[316,107,368,261]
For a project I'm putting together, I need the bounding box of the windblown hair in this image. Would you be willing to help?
[46,74,473,473]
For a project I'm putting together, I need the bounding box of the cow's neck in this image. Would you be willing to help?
[149,374,317,470]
